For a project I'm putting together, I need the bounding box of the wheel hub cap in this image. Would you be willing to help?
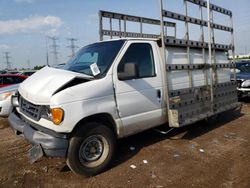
[81,137,103,162]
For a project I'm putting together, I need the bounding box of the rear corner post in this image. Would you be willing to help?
[159,0,171,123]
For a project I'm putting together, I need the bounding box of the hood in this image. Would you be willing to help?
[19,66,92,104]
[236,72,250,81]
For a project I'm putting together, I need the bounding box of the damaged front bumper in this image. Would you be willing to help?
[8,111,69,160]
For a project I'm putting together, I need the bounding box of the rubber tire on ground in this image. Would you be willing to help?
[66,122,116,176]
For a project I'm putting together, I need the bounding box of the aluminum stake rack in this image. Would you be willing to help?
[99,0,239,127]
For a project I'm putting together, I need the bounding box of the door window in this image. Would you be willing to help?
[118,43,156,79]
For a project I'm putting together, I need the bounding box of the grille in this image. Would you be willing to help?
[20,97,42,121]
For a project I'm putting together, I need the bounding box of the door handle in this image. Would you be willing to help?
[157,89,161,99]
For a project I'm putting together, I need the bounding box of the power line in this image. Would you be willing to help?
[67,38,78,57]
[3,52,12,70]
[49,36,60,65]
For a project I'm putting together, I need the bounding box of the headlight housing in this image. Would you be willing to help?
[11,94,19,107]
[241,80,250,88]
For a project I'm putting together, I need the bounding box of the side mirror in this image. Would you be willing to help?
[118,62,138,80]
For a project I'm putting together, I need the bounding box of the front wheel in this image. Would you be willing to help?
[66,123,116,176]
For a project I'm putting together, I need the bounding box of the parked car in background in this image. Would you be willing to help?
[0,70,7,74]
[233,61,250,98]
[235,60,250,69]
[18,70,36,77]
[6,71,19,74]
[0,74,27,88]
[0,84,19,117]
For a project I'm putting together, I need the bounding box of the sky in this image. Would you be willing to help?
[0,0,249,70]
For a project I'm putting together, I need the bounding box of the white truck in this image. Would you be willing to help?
[9,0,239,176]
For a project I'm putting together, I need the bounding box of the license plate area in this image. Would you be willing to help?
[28,144,43,163]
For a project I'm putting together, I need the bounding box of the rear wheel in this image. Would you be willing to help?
[66,122,116,176]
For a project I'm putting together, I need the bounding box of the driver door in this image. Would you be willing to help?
[114,42,164,136]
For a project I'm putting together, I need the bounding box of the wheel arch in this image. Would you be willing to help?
[71,113,118,138]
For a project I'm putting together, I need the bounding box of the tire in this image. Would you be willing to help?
[66,122,116,176]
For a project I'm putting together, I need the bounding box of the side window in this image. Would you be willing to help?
[0,77,2,84]
[118,43,156,79]
[3,76,15,84]
[14,76,25,83]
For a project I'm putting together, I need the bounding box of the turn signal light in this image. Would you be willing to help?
[51,108,64,125]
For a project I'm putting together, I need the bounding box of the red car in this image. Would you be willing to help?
[0,74,27,88]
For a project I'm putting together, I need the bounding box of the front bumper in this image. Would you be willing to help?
[8,111,69,158]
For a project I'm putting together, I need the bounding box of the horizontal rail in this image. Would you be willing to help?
[162,10,233,32]
[185,0,232,16]
[102,30,160,39]
[169,89,237,110]
[100,10,176,27]
[165,37,233,51]
[169,81,237,97]
[101,30,233,51]
[166,63,235,71]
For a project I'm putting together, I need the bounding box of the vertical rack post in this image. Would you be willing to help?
[159,0,171,121]
[99,11,103,41]
[230,15,236,82]
[207,0,214,112]
[140,18,143,37]
[210,11,218,84]
[110,17,113,39]
[199,4,208,86]
[184,0,193,88]
[124,16,127,38]
[119,19,122,38]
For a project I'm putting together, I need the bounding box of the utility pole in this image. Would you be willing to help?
[45,37,50,66]
[49,36,59,65]
[3,52,12,70]
[67,38,78,57]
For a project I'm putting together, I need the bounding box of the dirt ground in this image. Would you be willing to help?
[0,101,249,188]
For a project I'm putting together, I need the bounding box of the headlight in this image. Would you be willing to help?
[241,80,250,88]
[51,108,64,125]
[0,92,13,101]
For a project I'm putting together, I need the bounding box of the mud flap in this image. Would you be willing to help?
[28,145,44,163]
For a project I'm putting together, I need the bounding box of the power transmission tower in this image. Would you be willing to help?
[49,36,59,65]
[3,52,12,70]
[67,38,78,57]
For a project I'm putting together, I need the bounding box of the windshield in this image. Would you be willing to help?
[236,61,250,73]
[236,65,250,73]
[64,40,125,77]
